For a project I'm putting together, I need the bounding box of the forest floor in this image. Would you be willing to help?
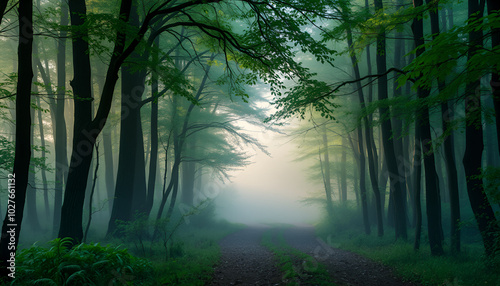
[209,225,421,286]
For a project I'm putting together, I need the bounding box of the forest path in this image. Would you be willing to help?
[209,225,283,285]
[210,225,420,286]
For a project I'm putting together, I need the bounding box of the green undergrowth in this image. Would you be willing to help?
[147,222,244,285]
[10,218,243,285]
[100,204,245,285]
[12,237,154,285]
[316,221,500,286]
[262,227,335,286]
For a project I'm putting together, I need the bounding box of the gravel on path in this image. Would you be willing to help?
[210,226,284,285]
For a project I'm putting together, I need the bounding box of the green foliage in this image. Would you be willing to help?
[0,136,51,173]
[269,77,339,121]
[115,216,152,256]
[397,7,500,106]
[0,72,17,101]
[151,226,231,285]
[315,202,364,235]
[319,231,500,286]
[114,203,220,262]
[0,136,14,172]
[13,238,154,286]
[0,73,16,129]
[118,221,243,286]
[316,203,500,286]
[30,145,53,172]
[262,228,334,286]
[480,166,500,205]
[114,215,185,260]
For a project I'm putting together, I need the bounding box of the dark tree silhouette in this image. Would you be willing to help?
[0,0,33,279]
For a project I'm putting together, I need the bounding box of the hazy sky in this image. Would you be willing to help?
[215,125,322,226]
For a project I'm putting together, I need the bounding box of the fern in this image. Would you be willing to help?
[13,239,153,285]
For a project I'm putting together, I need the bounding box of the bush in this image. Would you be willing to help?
[13,238,154,286]
[316,201,364,236]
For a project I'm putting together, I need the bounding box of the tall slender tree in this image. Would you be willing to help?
[463,0,499,257]
[488,0,500,155]
[0,0,33,278]
[53,0,69,235]
[425,0,461,254]
[108,1,148,235]
[412,0,444,256]
[321,124,334,216]
[58,0,94,242]
[345,17,383,236]
[374,0,407,240]
[145,36,160,217]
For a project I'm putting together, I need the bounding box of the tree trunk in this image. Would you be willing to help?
[463,0,499,257]
[83,144,99,243]
[181,161,196,206]
[165,162,181,220]
[84,89,95,220]
[354,163,360,206]
[341,137,348,202]
[58,0,94,242]
[346,23,382,236]
[35,52,63,230]
[442,102,461,253]
[488,0,500,156]
[358,127,371,235]
[321,125,334,216]
[349,132,361,206]
[425,0,461,253]
[103,127,115,211]
[145,36,160,216]
[374,0,407,240]
[107,3,150,235]
[0,0,9,24]
[157,158,179,221]
[378,145,388,212]
[107,64,147,234]
[0,0,33,279]
[156,54,213,222]
[413,0,444,256]
[36,96,50,219]
[26,70,41,232]
[413,120,422,251]
[392,3,409,230]
[59,0,134,243]
[53,0,69,236]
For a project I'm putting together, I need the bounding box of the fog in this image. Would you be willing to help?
[215,129,322,226]
[2,1,499,285]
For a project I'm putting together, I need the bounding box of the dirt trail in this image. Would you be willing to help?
[210,226,283,285]
[282,226,419,286]
[210,225,420,286]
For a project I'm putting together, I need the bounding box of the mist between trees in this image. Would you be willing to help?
[0,0,499,284]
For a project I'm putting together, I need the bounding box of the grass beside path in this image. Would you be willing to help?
[316,225,500,286]
[261,227,335,286]
[149,222,244,285]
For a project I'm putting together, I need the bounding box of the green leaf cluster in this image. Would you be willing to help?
[401,9,500,103]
